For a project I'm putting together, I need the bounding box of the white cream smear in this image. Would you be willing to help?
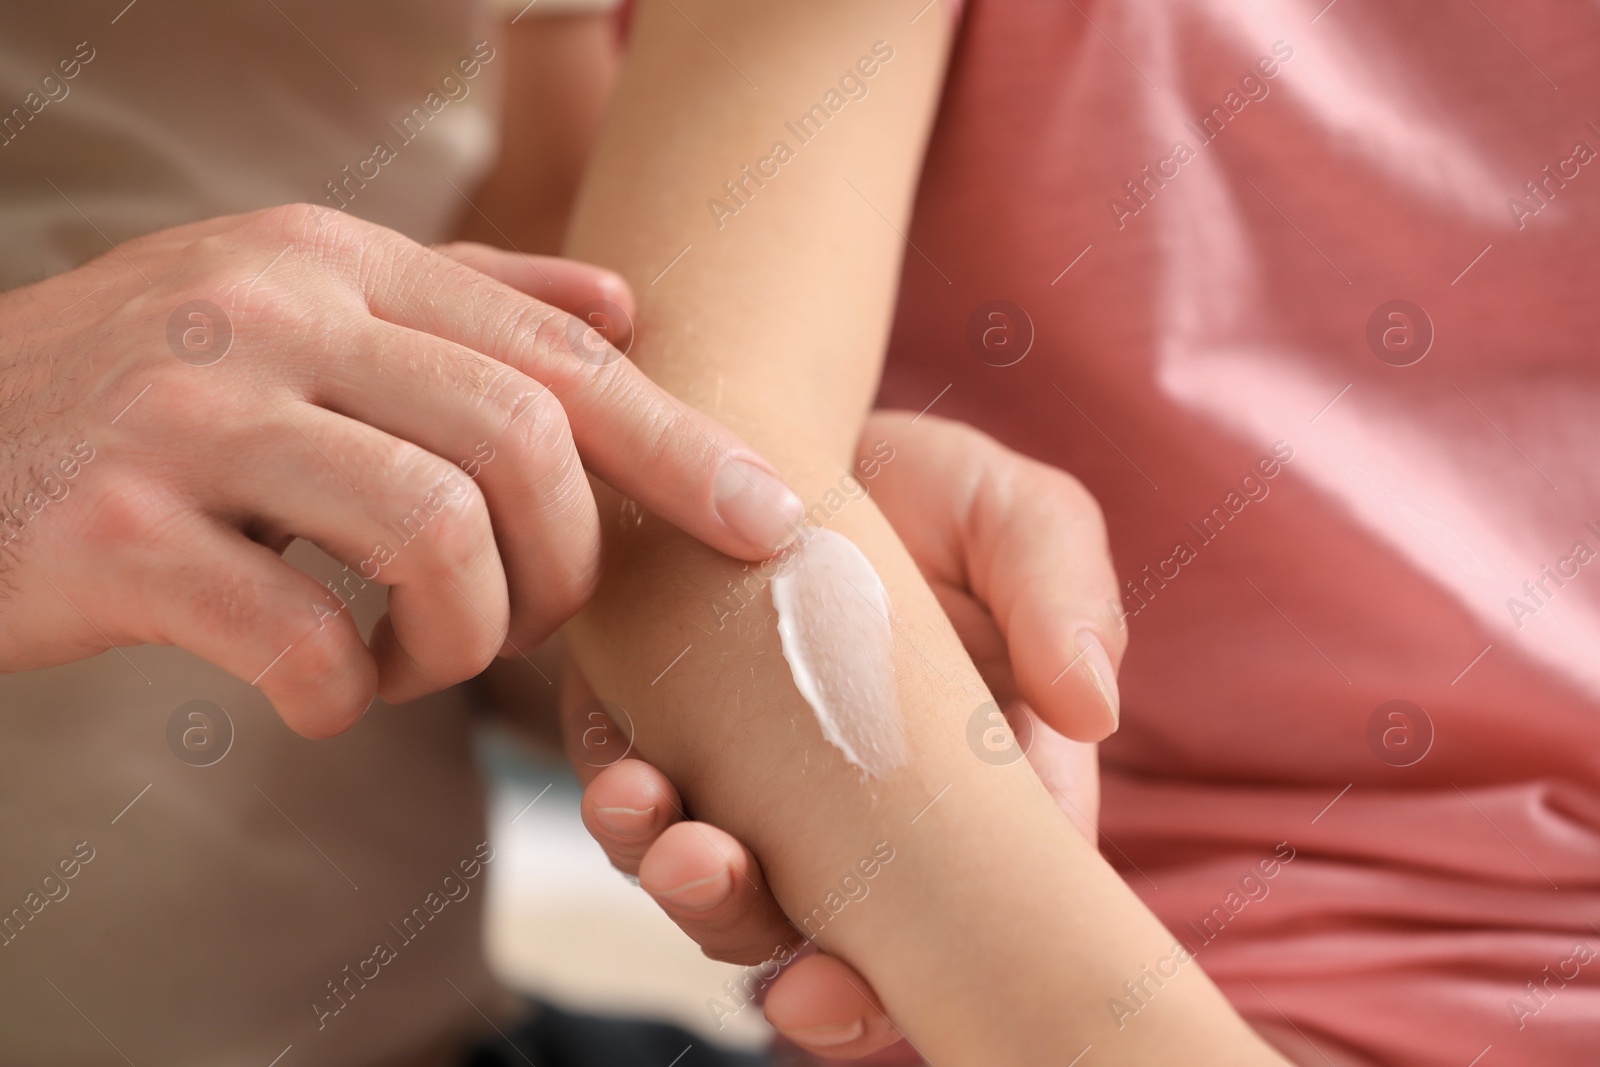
[770,528,906,777]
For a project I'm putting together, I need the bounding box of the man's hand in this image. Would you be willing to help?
[0,205,802,738]
[570,411,1126,1060]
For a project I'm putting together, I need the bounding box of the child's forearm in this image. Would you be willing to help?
[562,2,1282,1060]
[562,0,932,465]
[568,504,1279,1063]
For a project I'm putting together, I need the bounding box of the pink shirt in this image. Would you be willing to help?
[881,0,1600,1061]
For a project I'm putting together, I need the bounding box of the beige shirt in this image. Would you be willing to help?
[0,546,521,1067]
[0,2,610,1063]
[0,0,513,290]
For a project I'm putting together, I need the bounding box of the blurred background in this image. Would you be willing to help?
[478,726,771,1051]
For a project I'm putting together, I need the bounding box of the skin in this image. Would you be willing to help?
[471,393,1111,1060]
[0,7,1273,1060]
[573,411,1115,1061]
[0,205,804,739]
[463,17,1120,1055]
[555,1,1289,1061]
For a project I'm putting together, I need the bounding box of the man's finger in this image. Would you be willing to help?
[432,242,635,351]
[312,213,804,560]
[301,318,603,652]
[221,404,509,706]
[100,509,378,738]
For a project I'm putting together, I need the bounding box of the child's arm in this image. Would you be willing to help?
[561,2,1285,1061]
[575,411,1119,1061]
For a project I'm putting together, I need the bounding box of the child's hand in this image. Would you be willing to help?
[567,411,1124,1060]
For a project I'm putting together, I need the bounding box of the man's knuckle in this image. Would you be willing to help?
[379,447,488,574]
[579,369,673,463]
[456,348,523,408]
[440,627,500,682]
[141,367,231,427]
[190,569,274,645]
[285,612,352,678]
[500,389,576,479]
[427,500,489,575]
[253,202,344,247]
[78,481,180,554]
[519,305,590,383]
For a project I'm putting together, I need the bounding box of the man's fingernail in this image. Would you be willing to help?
[788,1018,866,1048]
[593,805,655,837]
[654,867,733,912]
[713,457,804,554]
[1075,630,1120,728]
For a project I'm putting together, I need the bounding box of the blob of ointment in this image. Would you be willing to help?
[770,528,905,777]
